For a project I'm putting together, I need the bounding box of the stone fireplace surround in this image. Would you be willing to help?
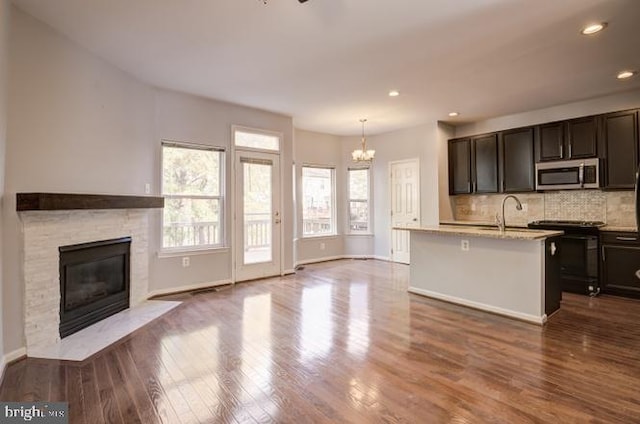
[18,193,163,355]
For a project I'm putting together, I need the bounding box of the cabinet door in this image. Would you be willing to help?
[602,110,639,189]
[567,116,598,159]
[472,134,498,193]
[538,122,564,162]
[601,244,640,297]
[448,139,471,195]
[545,237,562,316]
[502,127,535,192]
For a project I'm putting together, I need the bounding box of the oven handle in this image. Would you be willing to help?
[562,235,597,240]
[616,236,638,242]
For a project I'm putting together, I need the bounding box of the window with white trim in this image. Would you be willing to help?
[234,128,280,151]
[348,167,371,233]
[161,142,225,250]
[302,166,335,236]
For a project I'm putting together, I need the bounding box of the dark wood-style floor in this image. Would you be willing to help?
[2,259,640,423]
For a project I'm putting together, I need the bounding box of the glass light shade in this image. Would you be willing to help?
[352,149,375,162]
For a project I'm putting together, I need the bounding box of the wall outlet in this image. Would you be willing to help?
[182,257,190,267]
[320,242,326,251]
[461,240,470,251]
[521,203,528,212]
[144,183,151,194]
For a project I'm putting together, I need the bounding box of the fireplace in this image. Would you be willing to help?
[59,237,131,338]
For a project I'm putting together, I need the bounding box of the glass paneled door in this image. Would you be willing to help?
[235,151,281,281]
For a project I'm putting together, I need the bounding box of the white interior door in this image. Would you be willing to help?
[390,159,420,264]
[235,151,281,281]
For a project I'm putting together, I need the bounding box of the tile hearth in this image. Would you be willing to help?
[28,300,181,361]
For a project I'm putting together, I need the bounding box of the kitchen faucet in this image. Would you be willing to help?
[496,195,523,232]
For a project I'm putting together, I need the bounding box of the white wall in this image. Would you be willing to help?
[0,0,9,362]
[455,89,640,137]
[4,6,295,353]
[294,129,345,263]
[151,89,294,289]
[342,122,444,259]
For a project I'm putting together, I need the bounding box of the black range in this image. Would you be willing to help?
[528,220,605,296]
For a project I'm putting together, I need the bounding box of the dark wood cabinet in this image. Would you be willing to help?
[448,138,472,195]
[448,135,498,195]
[472,134,499,193]
[501,127,535,192]
[567,116,598,159]
[601,232,640,298]
[537,117,598,162]
[538,122,565,162]
[601,110,639,189]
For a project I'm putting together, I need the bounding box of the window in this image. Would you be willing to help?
[302,166,335,236]
[162,142,224,250]
[234,128,280,151]
[348,167,371,233]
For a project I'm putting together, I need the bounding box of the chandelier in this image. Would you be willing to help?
[351,119,375,162]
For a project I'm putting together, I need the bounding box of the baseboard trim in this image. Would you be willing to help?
[1,347,27,386]
[147,279,233,299]
[295,255,344,267]
[282,269,296,275]
[408,287,546,325]
[373,255,392,262]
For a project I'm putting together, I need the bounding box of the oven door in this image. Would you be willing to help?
[559,234,598,293]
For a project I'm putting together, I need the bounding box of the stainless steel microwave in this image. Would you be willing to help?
[535,158,599,190]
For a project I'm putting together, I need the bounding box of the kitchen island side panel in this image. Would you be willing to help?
[409,232,545,322]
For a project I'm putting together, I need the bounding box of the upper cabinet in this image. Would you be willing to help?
[448,134,498,195]
[501,127,535,192]
[448,138,472,195]
[448,107,637,195]
[537,117,598,162]
[567,116,598,159]
[600,110,639,189]
[538,122,565,162]
[472,134,499,193]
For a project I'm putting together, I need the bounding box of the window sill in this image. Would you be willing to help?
[346,233,374,237]
[157,246,230,258]
[301,234,340,240]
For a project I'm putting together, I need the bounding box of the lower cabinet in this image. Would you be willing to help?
[545,237,562,316]
[601,232,640,298]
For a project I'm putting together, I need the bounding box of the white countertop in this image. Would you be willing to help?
[396,224,563,241]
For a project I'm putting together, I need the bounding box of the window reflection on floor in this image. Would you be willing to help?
[347,283,370,359]
[300,284,334,363]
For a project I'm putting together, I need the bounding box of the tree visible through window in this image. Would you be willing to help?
[348,168,370,233]
[302,166,335,236]
[162,143,224,250]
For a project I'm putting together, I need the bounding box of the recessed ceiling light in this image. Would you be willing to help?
[388,90,400,97]
[617,70,637,80]
[448,112,459,117]
[581,22,607,35]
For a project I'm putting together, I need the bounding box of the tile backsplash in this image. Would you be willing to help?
[453,190,635,227]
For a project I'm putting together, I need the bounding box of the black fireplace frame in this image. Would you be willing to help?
[59,237,131,338]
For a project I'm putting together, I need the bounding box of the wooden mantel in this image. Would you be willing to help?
[17,193,164,211]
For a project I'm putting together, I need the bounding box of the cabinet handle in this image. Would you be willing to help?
[616,236,637,241]
[568,143,572,158]
[602,246,605,262]
[560,144,564,158]
[550,242,557,256]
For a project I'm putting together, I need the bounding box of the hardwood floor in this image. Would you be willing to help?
[2,259,640,423]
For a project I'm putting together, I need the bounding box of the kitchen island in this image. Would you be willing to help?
[402,225,563,324]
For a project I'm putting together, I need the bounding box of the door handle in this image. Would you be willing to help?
[275,219,281,224]
[413,218,418,222]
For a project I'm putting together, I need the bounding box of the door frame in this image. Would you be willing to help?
[388,158,420,263]
[231,126,284,283]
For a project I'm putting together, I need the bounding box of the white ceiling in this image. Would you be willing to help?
[11,0,640,135]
